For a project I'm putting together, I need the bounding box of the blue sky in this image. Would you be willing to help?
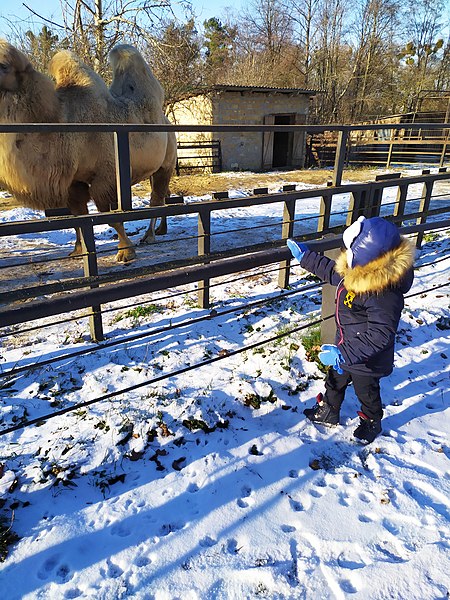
[0,0,244,37]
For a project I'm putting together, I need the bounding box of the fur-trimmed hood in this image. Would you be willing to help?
[335,237,415,294]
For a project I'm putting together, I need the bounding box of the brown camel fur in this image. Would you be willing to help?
[0,40,177,262]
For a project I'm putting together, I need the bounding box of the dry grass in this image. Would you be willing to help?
[1,167,385,211]
[130,166,385,198]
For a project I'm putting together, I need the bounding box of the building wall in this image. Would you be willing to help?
[212,91,309,171]
[169,96,215,171]
[169,90,311,172]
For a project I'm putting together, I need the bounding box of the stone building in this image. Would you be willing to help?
[169,85,317,172]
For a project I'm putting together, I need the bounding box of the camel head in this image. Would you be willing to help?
[0,39,61,123]
[0,39,33,93]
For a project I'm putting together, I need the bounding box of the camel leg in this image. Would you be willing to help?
[109,221,136,262]
[140,165,171,244]
[155,215,168,236]
[69,182,135,262]
[67,181,90,257]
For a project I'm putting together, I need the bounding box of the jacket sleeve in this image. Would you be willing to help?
[300,249,342,286]
[338,290,404,365]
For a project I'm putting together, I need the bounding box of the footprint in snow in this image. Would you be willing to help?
[281,524,297,533]
[339,576,361,594]
[37,554,60,580]
[338,492,352,507]
[337,549,368,570]
[309,486,325,498]
[404,480,450,520]
[56,564,72,584]
[372,540,409,563]
[199,536,217,547]
[289,497,304,512]
[358,512,379,523]
[107,558,124,578]
[110,522,132,537]
[64,589,82,599]
[237,486,254,508]
[226,538,242,554]
[134,555,151,568]
[159,521,185,536]
[358,492,372,504]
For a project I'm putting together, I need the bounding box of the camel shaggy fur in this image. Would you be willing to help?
[0,40,177,261]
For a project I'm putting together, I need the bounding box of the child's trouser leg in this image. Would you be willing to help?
[351,374,383,420]
[324,369,352,412]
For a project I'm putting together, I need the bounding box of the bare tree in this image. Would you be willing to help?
[19,0,193,76]
[150,18,203,110]
[398,0,445,113]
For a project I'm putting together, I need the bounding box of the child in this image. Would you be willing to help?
[287,216,415,443]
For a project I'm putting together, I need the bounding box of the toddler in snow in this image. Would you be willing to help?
[287,216,415,443]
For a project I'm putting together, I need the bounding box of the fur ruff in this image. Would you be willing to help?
[335,237,414,294]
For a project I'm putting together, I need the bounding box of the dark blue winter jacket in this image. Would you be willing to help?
[300,240,415,377]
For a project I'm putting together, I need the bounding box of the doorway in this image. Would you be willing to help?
[272,115,294,167]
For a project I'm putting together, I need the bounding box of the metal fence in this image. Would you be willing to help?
[1,121,450,345]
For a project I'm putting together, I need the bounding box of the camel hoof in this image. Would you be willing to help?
[139,233,155,245]
[69,247,83,257]
[155,225,167,236]
[115,247,136,262]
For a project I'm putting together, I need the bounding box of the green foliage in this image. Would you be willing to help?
[301,325,327,373]
[423,232,439,242]
[24,26,61,71]
[244,388,277,409]
[436,316,450,331]
[203,17,236,83]
[113,304,164,323]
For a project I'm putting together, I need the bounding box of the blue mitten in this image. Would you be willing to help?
[319,344,345,374]
[287,239,308,263]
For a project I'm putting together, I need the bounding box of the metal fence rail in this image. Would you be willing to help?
[1,121,450,343]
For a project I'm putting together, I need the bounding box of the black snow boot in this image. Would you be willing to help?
[353,411,382,444]
[303,393,340,426]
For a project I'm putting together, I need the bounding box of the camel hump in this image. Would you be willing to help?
[109,44,164,109]
[49,50,108,93]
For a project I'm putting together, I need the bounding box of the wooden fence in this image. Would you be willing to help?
[1,122,450,343]
[308,128,449,169]
[175,140,222,174]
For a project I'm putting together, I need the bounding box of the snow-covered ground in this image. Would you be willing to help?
[0,169,449,599]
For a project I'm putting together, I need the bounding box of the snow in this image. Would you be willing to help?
[0,169,449,599]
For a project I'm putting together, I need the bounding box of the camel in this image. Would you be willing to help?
[108,44,177,243]
[0,40,177,262]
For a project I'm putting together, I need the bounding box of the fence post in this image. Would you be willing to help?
[321,244,340,344]
[114,131,132,212]
[386,130,395,167]
[393,182,408,225]
[332,129,349,186]
[439,129,449,168]
[347,186,374,224]
[415,171,434,249]
[198,207,211,308]
[278,197,296,289]
[317,187,332,233]
[319,185,338,342]
[79,221,104,342]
